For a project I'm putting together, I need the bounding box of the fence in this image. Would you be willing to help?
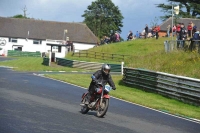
[123,67,200,106]
[56,58,123,73]
[7,50,41,57]
[72,50,130,62]
[164,40,200,53]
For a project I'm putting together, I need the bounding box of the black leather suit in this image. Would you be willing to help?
[88,70,116,95]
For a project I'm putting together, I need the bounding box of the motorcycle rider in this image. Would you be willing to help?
[83,64,116,105]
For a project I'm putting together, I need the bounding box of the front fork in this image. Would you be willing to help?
[100,88,104,107]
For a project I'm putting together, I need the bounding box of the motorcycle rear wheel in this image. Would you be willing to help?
[97,98,109,117]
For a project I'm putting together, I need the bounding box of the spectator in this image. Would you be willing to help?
[176,23,181,41]
[179,23,187,49]
[127,31,133,41]
[172,25,176,37]
[191,30,200,51]
[193,24,197,34]
[167,24,171,37]
[145,24,148,39]
[135,31,140,38]
[104,36,110,44]
[155,25,160,39]
[191,21,194,27]
[187,23,193,37]
[115,32,120,42]
[110,32,116,43]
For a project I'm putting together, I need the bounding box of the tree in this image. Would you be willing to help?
[11,6,30,19]
[156,0,200,21]
[150,17,159,28]
[82,0,124,39]
[12,14,28,19]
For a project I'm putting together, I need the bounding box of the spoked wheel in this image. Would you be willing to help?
[81,105,89,114]
[97,98,109,117]
[81,94,89,114]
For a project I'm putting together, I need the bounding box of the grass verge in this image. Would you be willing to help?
[0,57,86,72]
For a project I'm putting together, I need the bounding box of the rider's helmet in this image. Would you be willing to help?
[101,64,111,75]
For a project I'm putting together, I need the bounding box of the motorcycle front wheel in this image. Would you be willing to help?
[81,94,89,114]
[81,105,89,114]
[97,98,109,117]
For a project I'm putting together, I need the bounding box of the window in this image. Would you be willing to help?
[9,38,18,43]
[58,46,61,52]
[33,40,42,44]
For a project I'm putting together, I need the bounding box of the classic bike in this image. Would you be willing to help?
[80,83,112,117]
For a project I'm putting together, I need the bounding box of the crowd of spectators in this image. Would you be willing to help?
[100,32,121,45]
[98,21,200,51]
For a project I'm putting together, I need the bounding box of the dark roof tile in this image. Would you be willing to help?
[0,17,98,44]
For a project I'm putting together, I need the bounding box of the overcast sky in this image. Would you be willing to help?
[0,0,167,39]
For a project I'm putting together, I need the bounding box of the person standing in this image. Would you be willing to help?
[172,25,176,37]
[187,23,193,37]
[179,23,187,49]
[145,24,148,39]
[136,31,139,38]
[167,25,171,37]
[155,25,160,40]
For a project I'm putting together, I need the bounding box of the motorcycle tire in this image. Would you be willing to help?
[81,105,89,114]
[81,94,89,114]
[97,98,109,117]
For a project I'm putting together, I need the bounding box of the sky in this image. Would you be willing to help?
[0,0,167,39]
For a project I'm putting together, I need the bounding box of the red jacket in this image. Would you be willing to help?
[187,25,192,30]
[177,25,181,32]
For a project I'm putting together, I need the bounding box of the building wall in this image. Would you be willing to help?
[0,37,96,57]
[73,42,95,52]
[159,32,167,37]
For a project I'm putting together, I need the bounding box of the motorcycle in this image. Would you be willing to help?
[80,83,112,117]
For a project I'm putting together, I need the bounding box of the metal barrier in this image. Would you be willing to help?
[123,67,200,106]
[164,40,200,53]
[7,50,41,57]
[56,58,123,73]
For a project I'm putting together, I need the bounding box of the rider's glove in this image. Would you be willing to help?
[112,87,116,90]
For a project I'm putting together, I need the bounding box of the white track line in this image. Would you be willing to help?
[33,73,200,124]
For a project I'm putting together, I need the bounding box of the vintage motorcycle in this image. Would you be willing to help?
[80,83,112,117]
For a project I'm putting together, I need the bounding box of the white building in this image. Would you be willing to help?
[0,17,98,57]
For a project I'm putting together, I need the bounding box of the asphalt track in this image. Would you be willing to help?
[0,57,199,133]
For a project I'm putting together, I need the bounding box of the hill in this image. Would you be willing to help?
[67,37,200,79]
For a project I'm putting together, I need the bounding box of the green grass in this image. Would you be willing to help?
[67,37,200,79]
[0,57,85,72]
[45,74,200,120]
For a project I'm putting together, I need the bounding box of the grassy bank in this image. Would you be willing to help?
[67,38,200,79]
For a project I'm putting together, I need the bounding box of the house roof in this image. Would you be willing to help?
[0,17,98,44]
[159,17,200,31]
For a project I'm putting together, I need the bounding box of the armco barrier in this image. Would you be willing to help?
[123,67,200,106]
[56,58,122,72]
[7,50,41,57]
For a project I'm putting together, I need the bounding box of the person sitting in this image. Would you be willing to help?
[82,64,116,105]
[127,31,133,41]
